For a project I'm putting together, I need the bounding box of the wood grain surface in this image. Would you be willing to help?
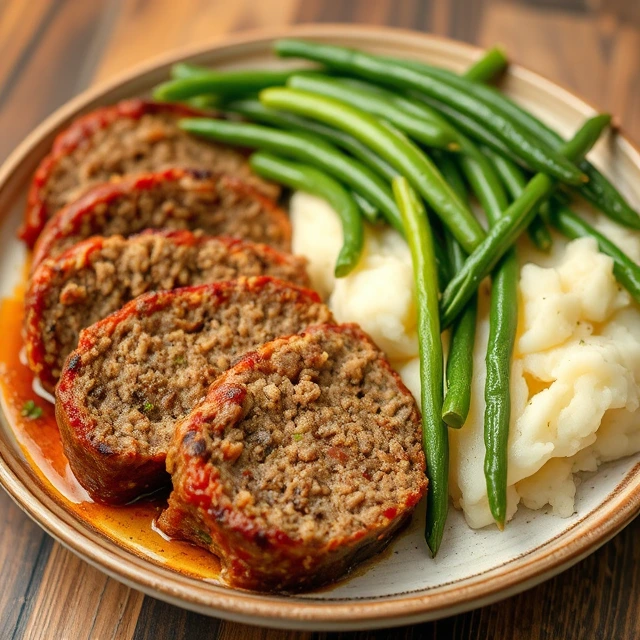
[1,1,639,638]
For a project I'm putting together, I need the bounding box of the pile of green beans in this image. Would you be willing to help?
[260,87,485,254]
[288,74,461,151]
[274,40,587,184]
[387,54,640,230]
[440,114,612,328]
[149,40,636,551]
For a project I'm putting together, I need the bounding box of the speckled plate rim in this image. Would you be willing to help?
[0,24,638,632]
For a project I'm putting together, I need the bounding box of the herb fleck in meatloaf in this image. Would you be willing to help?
[31,168,291,268]
[21,99,278,246]
[55,277,333,505]
[25,230,310,392]
[158,324,427,592]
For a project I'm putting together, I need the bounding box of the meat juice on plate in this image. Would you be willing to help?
[0,288,221,581]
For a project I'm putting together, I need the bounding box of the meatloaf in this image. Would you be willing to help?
[55,277,333,505]
[158,324,427,592]
[25,230,310,392]
[31,168,291,268]
[21,99,278,246]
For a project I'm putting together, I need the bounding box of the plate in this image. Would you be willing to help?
[0,24,639,631]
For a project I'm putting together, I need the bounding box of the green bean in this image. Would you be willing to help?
[394,55,640,229]
[440,114,611,329]
[433,151,468,204]
[435,152,476,429]
[485,147,554,252]
[274,40,586,184]
[484,248,519,529]
[179,118,395,231]
[249,152,363,277]
[412,93,521,163]
[463,47,508,83]
[525,215,553,252]
[351,191,381,223]
[154,68,303,102]
[545,202,640,305]
[260,87,485,254]
[171,62,211,79]
[392,176,447,557]
[288,74,461,151]
[224,99,399,183]
[442,290,477,429]
[186,95,221,110]
[167,64,224,106]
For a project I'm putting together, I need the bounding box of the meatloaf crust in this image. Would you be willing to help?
[158,324,427,592]
[55,277,333,504]
[25,230,310,392]
[31,168,291,268]
[21,99,278,246]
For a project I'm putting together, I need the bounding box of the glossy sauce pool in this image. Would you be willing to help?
[0,285,222,582]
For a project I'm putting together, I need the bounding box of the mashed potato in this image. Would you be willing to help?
[291,192,640,528]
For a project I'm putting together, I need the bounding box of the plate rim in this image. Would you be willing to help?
[0,23,639,631]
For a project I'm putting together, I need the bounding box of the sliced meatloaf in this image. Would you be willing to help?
[31,168,291,268]
[158,324,427,592]
[25,230,310,392]
[21,99,278,246]
[55,277,333,505]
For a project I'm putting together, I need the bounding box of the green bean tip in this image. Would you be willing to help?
[442,411,464,429]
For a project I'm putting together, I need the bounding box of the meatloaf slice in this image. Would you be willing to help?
[21,99,278,246]
[31,168,291,268]
[158,324,427,592]
[25,230,310,393]
[55,277,333,505]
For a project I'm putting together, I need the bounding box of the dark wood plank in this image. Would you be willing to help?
[133,598,221,640]
[0,0,112,161]
[0,491,52,640]
[0,0,60,97]
[18,544,143,640]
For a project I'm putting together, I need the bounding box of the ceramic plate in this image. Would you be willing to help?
[0,24,638,631]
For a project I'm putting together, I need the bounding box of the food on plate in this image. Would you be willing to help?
[24,230,310,392]
[55,277,333,504]
[31,168,291,268]
[20,99,281,246]
[4,37,639,593]
[158,323,426,592]
[439,113,613,329]
[293,193,640,531]
[259,86,485,256]
[448,236,640,528]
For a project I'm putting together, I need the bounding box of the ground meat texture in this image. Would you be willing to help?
[55,277,333,505]
[31,168,291,268]
[25,230,310,392]
[158,323,427,593]
[21,99,278,246]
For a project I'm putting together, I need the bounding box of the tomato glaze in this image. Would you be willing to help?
[0,286,221,581]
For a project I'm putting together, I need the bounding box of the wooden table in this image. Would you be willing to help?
[1,1,639,638]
